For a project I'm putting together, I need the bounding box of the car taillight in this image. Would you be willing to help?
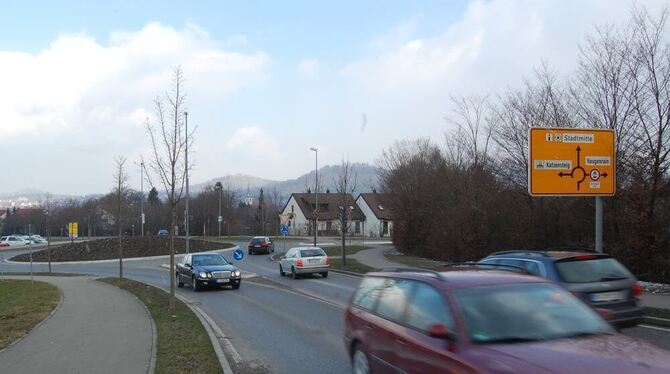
[326,257,331,265]
[297,259,303,267]
[632,283,642,297]
[248,242,253,247]
[261,242,269,247]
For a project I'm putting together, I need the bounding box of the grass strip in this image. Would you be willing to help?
[0,279,60,350]
[384,253,445,270]
[99,278,222,374]
[646,306,670,319]
[321,245,369,257]
[329,258,376,274]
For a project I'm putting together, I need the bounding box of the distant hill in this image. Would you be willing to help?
[191,163,380,203]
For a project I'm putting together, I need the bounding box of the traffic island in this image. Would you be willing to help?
[99,278,223,374]
[0,279,60,350]
[10,237,235,262]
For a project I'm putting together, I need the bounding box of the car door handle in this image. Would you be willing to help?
[364,324,375,330]
[396,339,408,349]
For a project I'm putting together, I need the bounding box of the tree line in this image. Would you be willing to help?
[378,6,670,283]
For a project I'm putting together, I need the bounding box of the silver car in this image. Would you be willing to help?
[279,247,330,279]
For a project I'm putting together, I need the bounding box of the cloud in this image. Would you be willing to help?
[298,58,319,77]
[0,22,269,193]
[226,126,281,159]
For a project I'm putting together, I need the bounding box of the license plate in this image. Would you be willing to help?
[309,259,320,264]
[255,245,260,248]
[591,291,624,302]
[216,279,228,284]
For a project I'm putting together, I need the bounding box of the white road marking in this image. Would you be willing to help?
[638,324,670,333]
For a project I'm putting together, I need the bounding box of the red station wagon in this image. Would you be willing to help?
[344,268,670,374]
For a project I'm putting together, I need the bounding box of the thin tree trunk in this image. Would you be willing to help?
[169,208,176,310]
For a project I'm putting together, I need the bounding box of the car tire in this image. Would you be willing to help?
[192,277,200,292]
[322,272,328,278]
[352,344,371,374]
[279,264,286,276]
[232,281,241,290]
[176,274,184,288]
[291,266,298,280]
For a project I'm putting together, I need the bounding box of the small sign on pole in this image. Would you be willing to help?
[218,215,223,223]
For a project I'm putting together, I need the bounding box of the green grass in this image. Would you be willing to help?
[0,279,60,349]
[321,245,369,257]
[329,258,376,274]
[99,278,222,374]
[384,252,446,270]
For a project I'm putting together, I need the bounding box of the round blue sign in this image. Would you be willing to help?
[280,225,289,234]
[233,249,244,261]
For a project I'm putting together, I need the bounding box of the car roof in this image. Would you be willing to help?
[486,248,608,261]
[367,268,550,289]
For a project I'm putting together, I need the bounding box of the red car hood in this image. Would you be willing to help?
[462,334,670,374]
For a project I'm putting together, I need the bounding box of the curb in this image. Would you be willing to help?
[644,316,670,328]
[331,269,364,277]
[4,246,239,265]
[0,277,65,355]
[174,293,240,374]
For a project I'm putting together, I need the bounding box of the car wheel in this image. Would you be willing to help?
[192,277,200,292]
[291,266,298,280]
[232,280,241,290]
[352,345,371,374]
[176,273,184,288]
[279,264,286,276]
[322,272,328,278]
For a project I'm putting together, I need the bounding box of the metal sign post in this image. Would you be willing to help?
[29,223,33,284]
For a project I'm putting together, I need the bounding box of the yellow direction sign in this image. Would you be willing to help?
[68,222,79,239]
[528,128,616,196]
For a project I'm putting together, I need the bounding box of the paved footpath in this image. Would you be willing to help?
[0,276,154,374]
[349,245,400,270]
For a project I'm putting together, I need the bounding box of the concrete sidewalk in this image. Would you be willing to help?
[349,245,400,269]
[642,293,670,310]
[0,276,154,374]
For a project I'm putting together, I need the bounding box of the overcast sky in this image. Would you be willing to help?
[2,0,667,195]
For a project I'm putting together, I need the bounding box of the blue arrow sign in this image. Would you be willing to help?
[280,225,289,235]
[233,249,244,261]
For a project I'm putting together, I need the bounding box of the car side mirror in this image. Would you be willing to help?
[184,263,191,268]
[594,308,613,321]
[427,324,454,340]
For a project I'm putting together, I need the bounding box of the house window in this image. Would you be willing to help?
[355,221,361,234]
[383,221,389,235]
[326,221,332,230]
[291,205,294,213]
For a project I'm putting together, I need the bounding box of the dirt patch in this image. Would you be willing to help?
[10,237,234,262]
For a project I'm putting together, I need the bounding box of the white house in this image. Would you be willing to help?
[281,192,365,236]
[356,192,393,238]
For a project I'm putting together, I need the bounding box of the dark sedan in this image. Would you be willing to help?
[176,252,241,291]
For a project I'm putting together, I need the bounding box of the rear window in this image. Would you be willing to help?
[251,238,264,243]
[555,257,632,283]
[300,249,325,257]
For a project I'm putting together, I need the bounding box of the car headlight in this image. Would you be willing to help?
[234,270,241,277]
[198,272,208,278]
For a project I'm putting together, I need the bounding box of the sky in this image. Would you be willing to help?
[1,0,667,195]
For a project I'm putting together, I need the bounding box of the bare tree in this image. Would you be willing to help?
[113,156,129,281]
[334,157,358,265]
[445,95,492,169]
[145,66,190,310]
[629,6,670,220]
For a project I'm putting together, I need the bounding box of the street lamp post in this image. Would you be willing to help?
[185,111,190,253]
[310,147,318,246]
[216,183,222,237]
[140,161,145,237]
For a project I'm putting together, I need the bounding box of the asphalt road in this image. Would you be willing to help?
[2,239,670,373]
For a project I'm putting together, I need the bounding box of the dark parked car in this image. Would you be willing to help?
[157,229,169,237]
[344,268,670,374]
[479,249,644,327]
[248,236,274,255]
[176,252,241,291]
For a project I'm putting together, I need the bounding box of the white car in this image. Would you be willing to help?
[0,235,30,246]
[30,235,48,244]
[279,247,330,279]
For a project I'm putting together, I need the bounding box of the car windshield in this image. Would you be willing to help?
[556,257,631,283]
[300,249,326,257]
[455,283,613,345]
[192,254,228,266]
[251,238,265,243]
